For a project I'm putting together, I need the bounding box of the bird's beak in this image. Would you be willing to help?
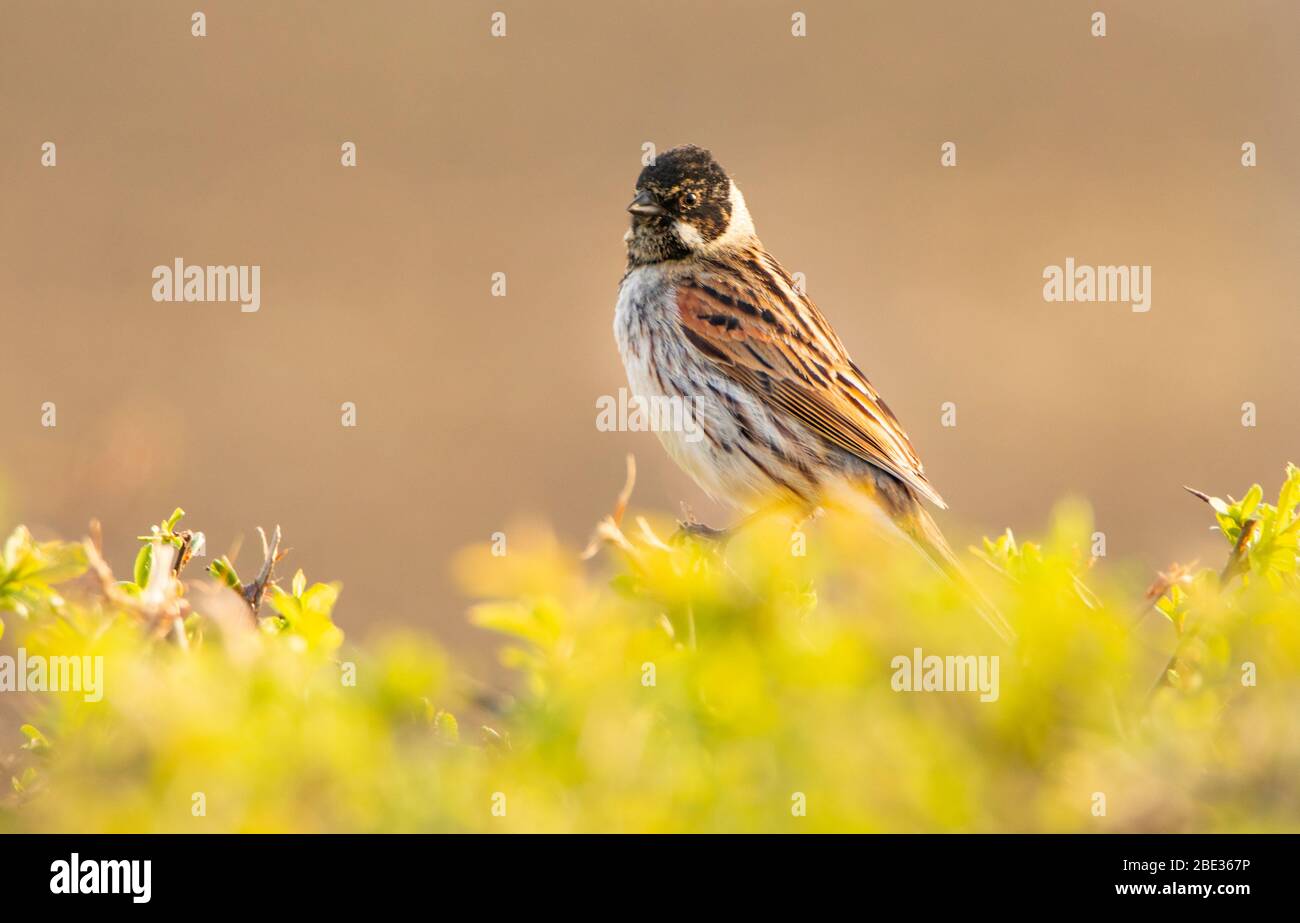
[627,189,668,218]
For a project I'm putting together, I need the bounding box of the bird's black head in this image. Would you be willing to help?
[625,145,747,266]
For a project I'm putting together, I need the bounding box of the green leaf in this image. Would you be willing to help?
[469,599,563,650]
[428,708,459,743]
[2,526,27,569]
[21,543,87,585]
[1206,495,1231,516]
[267,578,344,652]
[133,543,152,588]
[208,557,242,592]
[19,724,50,751]
[0,527,88,616]
[300,581,339,615]
[11,767,37,794]
[1279,464,1300,516]
[1239,484,1263,520]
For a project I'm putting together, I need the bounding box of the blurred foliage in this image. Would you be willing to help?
[3,465,1300,832]
[0,526,87,633]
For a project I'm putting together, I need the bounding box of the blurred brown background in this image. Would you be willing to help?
[2,1,1297,662]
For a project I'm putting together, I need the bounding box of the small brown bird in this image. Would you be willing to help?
[613,145,1011,642]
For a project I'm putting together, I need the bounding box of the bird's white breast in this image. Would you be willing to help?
[613,265,800,510]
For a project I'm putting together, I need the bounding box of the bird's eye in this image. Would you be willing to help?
[682,192,699,208]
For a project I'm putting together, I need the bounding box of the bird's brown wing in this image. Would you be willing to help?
[675,254,947,509]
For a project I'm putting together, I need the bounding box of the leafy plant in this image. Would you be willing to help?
[2,465,1300,832]
[0,525,87,637]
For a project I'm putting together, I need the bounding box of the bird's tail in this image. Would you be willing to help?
[898,502,1017,646]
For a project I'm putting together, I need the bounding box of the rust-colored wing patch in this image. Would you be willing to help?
[675,263,946,509]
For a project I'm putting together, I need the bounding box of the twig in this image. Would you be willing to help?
[581,455,638,560]
[84,519,191,643]
[240,525,283,615]
[1219,518,1258,583]
[610,454,636,528]
[84,520,144,616]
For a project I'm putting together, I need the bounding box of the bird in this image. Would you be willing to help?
[613,144,1013,643]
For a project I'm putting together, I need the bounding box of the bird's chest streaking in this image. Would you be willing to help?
[614,265,822,510]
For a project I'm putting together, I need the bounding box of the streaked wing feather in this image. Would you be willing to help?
[676,262,946,509]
